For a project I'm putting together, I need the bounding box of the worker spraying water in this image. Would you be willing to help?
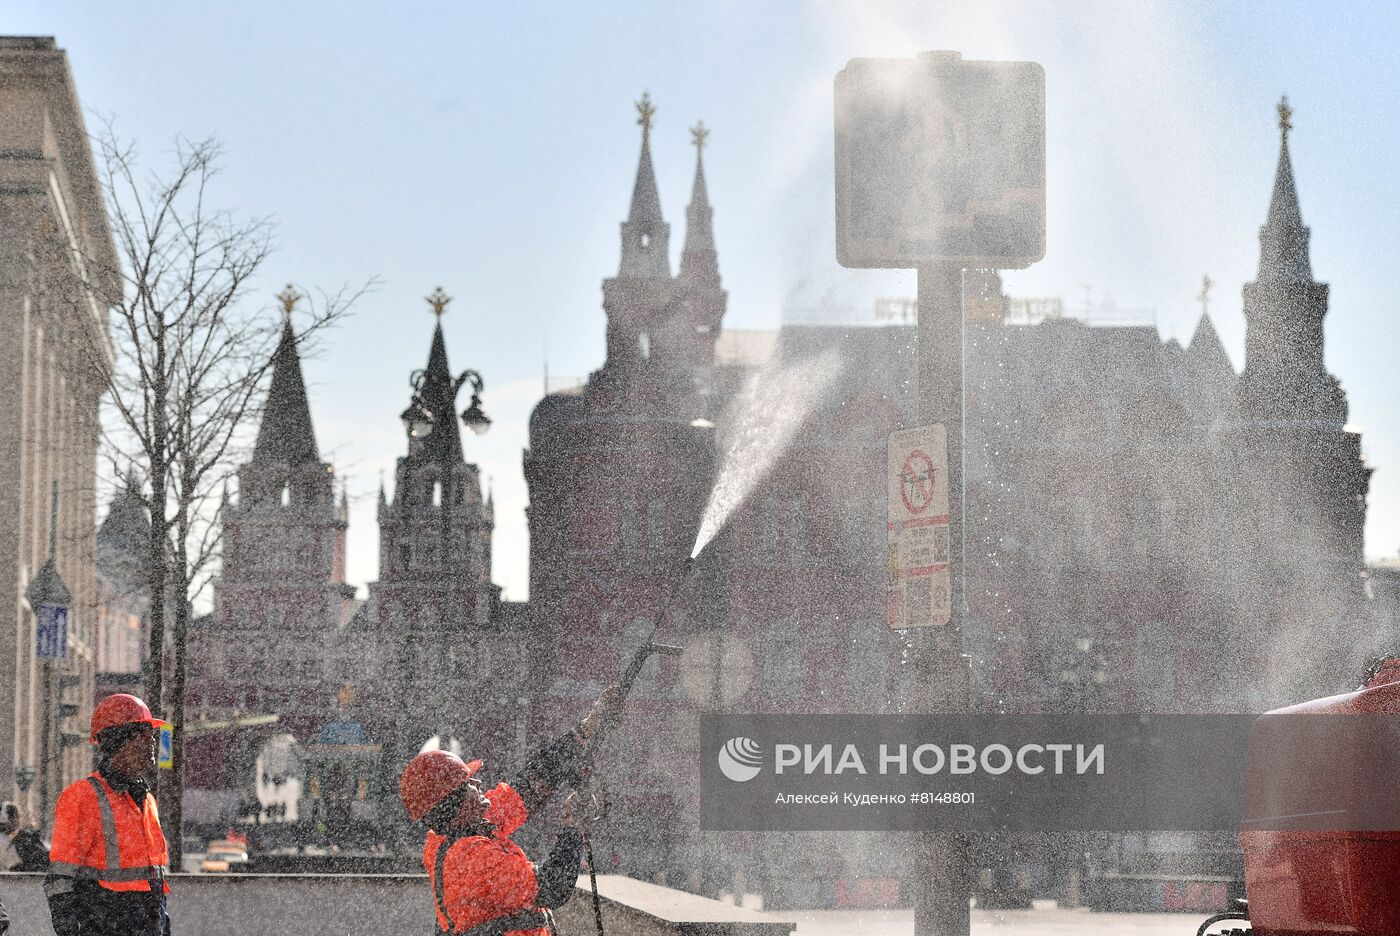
[396,344,846,935]
[568,348,845,933]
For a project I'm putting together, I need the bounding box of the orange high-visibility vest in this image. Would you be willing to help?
[424,782,550,935]
[50,772,170,893]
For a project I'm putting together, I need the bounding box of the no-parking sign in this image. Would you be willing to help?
[887,425,951,628]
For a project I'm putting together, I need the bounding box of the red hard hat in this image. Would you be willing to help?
[90,693,163,743]
[399,750,483,822]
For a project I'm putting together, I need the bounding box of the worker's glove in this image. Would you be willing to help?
[562,790,605,830]
[575,685,624,746]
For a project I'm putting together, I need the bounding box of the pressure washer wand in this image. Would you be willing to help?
[614,554,696,700]
[580,553,698,936]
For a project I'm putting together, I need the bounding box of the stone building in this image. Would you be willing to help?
[523,101,726,872]
[358,302,527,803]
[519,99,1377,898]
[0,37,117,821]
[184,299,525,840]
[185,311,357,825]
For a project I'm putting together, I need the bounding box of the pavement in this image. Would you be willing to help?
[773,906,1199,935]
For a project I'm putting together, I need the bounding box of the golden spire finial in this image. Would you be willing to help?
[1277,95,1293,140]
[636,91,656,145]
[690,120,710,151]
[1197,274,1212,317]
[426,286,452,319]
[276,284,301,318]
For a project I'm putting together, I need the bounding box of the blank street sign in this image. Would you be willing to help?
[836,51,1045,270]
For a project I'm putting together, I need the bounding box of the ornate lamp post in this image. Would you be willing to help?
[26,481,71,822]
[399,287,492,440]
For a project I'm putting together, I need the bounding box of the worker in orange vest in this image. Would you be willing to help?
[46,693,170,936]
[400,685,621,935]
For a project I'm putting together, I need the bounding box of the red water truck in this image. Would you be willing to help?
[1198,658,1400,936]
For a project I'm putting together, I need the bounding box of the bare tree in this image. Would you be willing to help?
[77,125,369,863]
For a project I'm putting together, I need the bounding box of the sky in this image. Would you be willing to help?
[11,1,1400,600]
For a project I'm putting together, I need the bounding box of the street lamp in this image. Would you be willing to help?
[400,369,491,440]
[459,372,491,435]
[401,287,492,441]
[26,481,71,824]
[15,763,35,792]
[399,390,435,440]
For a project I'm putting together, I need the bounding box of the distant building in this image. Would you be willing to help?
[358,307,525,794]
[0,37,118,822]
[185,300,525,842]
[524,103,726,874]
[185,313,358,828]
[1367,556,1400,648]
[94,471,151,695]
[520,98,1376,899]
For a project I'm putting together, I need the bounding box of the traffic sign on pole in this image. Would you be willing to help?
[836,49,1045,936]
[159,722,174,769]
[36,602,68,659]
[888,425,952,629]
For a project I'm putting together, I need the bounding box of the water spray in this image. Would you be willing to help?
[692,348,843,557]
[577,351,842,933]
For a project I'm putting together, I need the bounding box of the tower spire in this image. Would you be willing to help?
[253,286,320,466]
[1188,273,1231,376]
[618,91,671,279]
[1258,95,1313,284]
[1238,97,1344,423]
[680,120,720,285]
[408,291,465,465]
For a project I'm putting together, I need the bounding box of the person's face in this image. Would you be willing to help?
[450,776,490,828]
[110,724,157,780]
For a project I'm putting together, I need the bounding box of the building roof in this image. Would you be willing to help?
[627,130,664,228]
[679,132,719,284]
[617,95,671,280]
[717,315,1233,457]
[97,470,150,567]
[1257,101,1314,285]
[252,318,321,466]
[405,322,467,466]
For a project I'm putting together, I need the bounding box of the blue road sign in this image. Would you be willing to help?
[36,603,68,659]
[159,722,174,769]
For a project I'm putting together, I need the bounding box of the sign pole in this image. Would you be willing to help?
[914,262,970,936]
[41,659,53,824]
[835,51,1042,934]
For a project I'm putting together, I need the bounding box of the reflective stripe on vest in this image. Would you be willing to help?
[81,775,168,890]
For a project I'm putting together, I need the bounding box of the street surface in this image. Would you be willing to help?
[775,906,1196,935]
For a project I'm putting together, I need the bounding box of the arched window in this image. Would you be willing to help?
[280,484,290,507]
[432,481,442,507]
